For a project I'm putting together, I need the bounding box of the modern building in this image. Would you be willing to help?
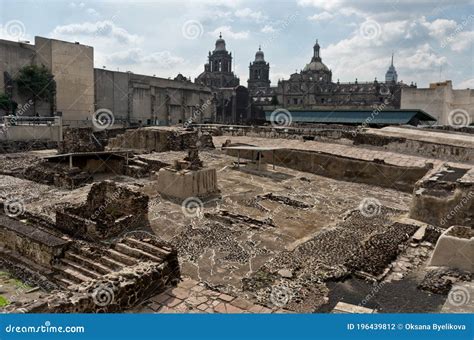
[0,36,214,127]
[0,37,94,123]
[401,80,474,125]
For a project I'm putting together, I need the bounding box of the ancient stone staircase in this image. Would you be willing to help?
[53,237,173,288]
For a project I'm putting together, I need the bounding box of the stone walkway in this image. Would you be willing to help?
[214,136,471,169]
[132,278,284,314]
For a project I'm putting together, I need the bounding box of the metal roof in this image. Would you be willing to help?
[264,109,436,125]
[222,146,282,151]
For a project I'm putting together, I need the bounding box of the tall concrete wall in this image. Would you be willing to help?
[95,69,215,126]
[401,82,474,125]
[0,37,94,122]
[35,37,94,125]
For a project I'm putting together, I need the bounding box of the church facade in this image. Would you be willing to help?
[247,40,413,121]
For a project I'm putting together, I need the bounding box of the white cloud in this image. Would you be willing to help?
[457,78,474,89]
[51,21,141,45]
[106,48,184,69]
[308,11,334,21]
[86,8,100,17]
[208,26,249,40]
[234,8,267,23]
[404,44,447,70]
[261,24,276,33]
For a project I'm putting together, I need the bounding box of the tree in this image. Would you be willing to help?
[0,93,17,115]
[15,65,55,115]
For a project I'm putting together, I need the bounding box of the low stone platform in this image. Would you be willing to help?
[155,167,219,200]
[132,278,285,314]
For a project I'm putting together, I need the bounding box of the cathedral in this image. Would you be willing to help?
[248,40,409,114]
[195,35,411,124]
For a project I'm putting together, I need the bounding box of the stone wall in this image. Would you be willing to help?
[6,261,179,313]
[0,140,58,154]
[410,166,474,227]
[107,127,215,152]
[211,125,472,163]
[56,181,149,241]
[58,127,130,154]
[226,147,430,192]
[353,132,473,163]
[0,215,69,268]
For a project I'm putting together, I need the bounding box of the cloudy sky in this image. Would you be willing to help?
[0,0,473,88]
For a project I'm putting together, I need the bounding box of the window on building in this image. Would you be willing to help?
[293,98,298,105]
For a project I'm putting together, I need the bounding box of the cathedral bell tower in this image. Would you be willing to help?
[247,45,270,92]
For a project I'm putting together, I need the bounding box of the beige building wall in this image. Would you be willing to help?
[35,37,94,125]
[401,81,474,125]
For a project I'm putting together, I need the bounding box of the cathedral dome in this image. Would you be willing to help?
[303,39,330,73]
[303,60,329,72]
[214,33,226,52]
[255,46,265,62]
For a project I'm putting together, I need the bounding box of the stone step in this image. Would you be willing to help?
[53,275,76,289]
[115,242,163,263]
[60,258,102,279]
[123,237,171,257]
[106,248,138,266]
[54,265,95,283]
[98,255,127,270]
[65,252,114,275]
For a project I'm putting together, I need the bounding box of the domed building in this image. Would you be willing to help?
[195,33,240,89]
[262,39,407,109]
[195,34,248,124]
[248,46,271,93]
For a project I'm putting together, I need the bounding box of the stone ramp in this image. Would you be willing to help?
[53,237,175,289]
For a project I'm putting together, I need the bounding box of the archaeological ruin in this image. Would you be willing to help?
[0,122,472,315]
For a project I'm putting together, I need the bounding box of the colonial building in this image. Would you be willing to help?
[247,46,270,94]
[195,35,248,124]
[249,40,410,117]
[195,33,240,89]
